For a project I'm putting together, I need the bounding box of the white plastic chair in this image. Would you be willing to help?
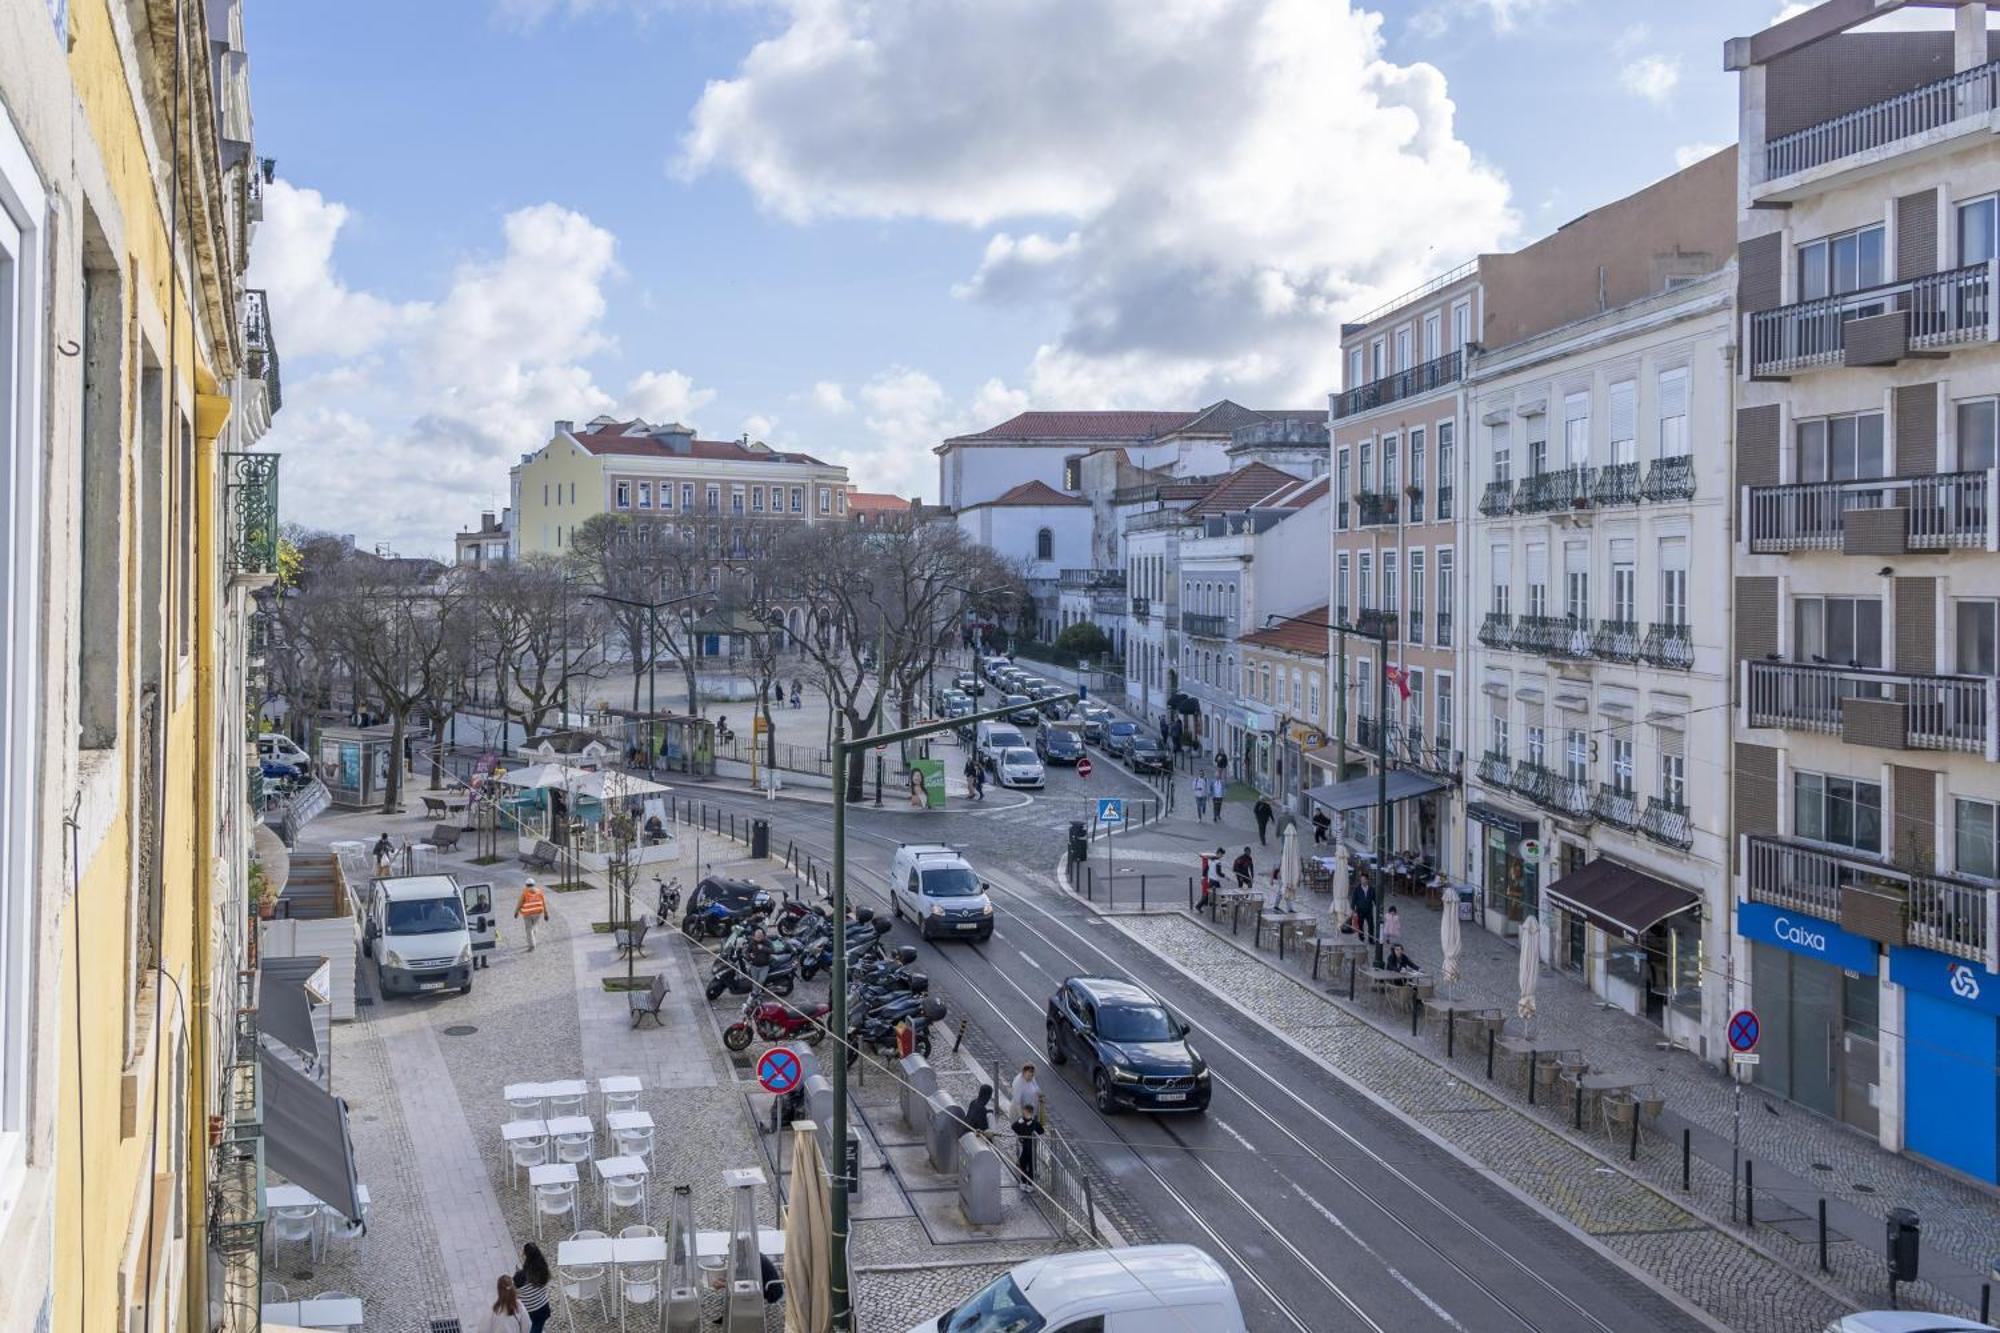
[617,1224,659,1240]
[603,1175,647,1228]
[559,1260,608,1320]
[308,1291,361,1333]
[613,1125,655,1168]
[260,1280,289,1304]
[619,1262,662,1319]
[508,1135,550,1188]
[505,1093,544,1121]
[321,1187,371,1251]
[546,1090,586,1119]
[554,1132,593,1167]
[268,1204,319,1262]
[603,1086,641,1116]
[534,1181,577,1239]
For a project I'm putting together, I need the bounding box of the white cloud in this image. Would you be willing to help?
[251,181,710,555]
[682,0,1516,409]
[1619,53,1680,104]
[1410,0,1565,37]
[1771,2,1811,19]
[810,380,852,414]
[1674,141,1728,170]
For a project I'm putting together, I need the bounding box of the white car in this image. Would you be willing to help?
[912,1245,1247,1333]
[995,747,1045,789]
[975,722,1028,770]
[1823,1317,1998,1333]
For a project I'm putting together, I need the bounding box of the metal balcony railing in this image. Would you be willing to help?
[1594,784,1639,830]
[1060,568,1126,590]
[1355,715,1382,752]
[1747,263,1995,376]
[1593,461,1641,508]
[1407,610,1424,646]
[1746,660,1994,754]
[1478,611,1513,650]
[1746,470,1996,553]
[1331,349,1462,419]
[224,452,281,579]
[1642,453,1696,504]
[1550,775,1594,821]
[1516,467,1596,514]
[1181,612,1228,639]
[1355,609,1399,640]
[1765,57,2000,179]
[1593,619,1642,663]
[1479,479,1515,517]
[1640,797,1693,850]
[243,288,281,412]
[1746,833,1998,968]
[1642,622,1695,671]
[1130,596,1151,619]
[1477,750,1512,788]
[1509,759,1555,806]
[1356,492,1400,527]
[1516,614,1592,660]
[1436,611,1453,648]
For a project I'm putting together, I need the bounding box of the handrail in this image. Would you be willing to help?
[1746,659,1993,753]
[1747,262,1993,375]
[1332,349,1463,420]
[1746,469,1995,552]
[1349,258,1479,329]
[1766,58,2000,178]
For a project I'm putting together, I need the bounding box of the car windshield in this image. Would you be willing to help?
[920,867,982,898]
[1097,1003,1178,1042]
[385,896,466,935]
[1110,722,1135,735]
[941,1275,1045,1333]
[1006,695,1030,707]
[1132,741,1161,755]
[1003,748,1039,765]
[986,729,1024,748]
[1047,734,1079,751]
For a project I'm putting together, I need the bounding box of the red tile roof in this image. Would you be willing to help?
[1239,605,1332,654]
[570,421,831,467]
[963,479,1088,509]
[1186,462,1306,515]
[951,410,1198,443]
[845,491,911,512]
[1256,475,1329,509]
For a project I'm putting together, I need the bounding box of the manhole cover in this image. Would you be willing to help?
[1853,1182,1877,1194]
[443,1024,479,1037]
[1811,1162,1833,1172]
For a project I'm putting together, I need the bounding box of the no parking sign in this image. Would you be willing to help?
[757,1047,803,1094]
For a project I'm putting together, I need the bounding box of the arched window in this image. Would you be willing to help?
[1036,527,1053,560]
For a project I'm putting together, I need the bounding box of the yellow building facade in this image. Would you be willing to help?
[0,2,279,1330]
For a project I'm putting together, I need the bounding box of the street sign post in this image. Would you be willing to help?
[757,1047,803,1095]
[1095,797,1125,884]
[1076,756,1093,780]
[1727,1009,1760,1053]
[1727,1008,1760,1221]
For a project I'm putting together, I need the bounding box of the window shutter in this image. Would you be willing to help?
[1610,537,1636,565]
[1610,381,1637,443]
[1653,722,1686,759]
[1491,544,1510,582]
[1659,535,1689,571]
[1564,391,1589,425]
[1526,542,1548,586]
[1563,541,1587,575]
[1658,369,1688,420]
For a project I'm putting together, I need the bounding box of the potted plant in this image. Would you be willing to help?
[1404,483,1423,500]
[251,859,279,919]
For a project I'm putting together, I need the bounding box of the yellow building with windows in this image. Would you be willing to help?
[0,2,281,1330]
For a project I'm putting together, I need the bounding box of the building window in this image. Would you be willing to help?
[1526,414,1548,477]
[1408,429,1425,522]
[1435,673,1453,752]
[1797,223,1885,300]
[1659,537,1688,627]
[1796,412,1885,482]
[569,482,576,504]
[1383,435,1400,495]
[1611,539,1636,623]
[1565,728,1588,782]
[1036,527,1054,561]
[1336,552,1350,624]
[1526,720,1546,767]
[1794,771,1883,854]
[1423,311,1441,361]
[1958,195,1997,265]
[1336,449,1350,529]
[818,488,831,514]
[1657,369,1688,460]
[1562,391,1589,469]
[1382,551,1399,613]
[1348,347,1363,389]
[1489,711,1509,758]
[1957,599,1998,675]
[837,491,847,514]
[1611,735,1634,792]
[1794,595,1882,668]
[1451,300,1471,351]
[732,485,746,516]
[1525,541,1547,618]
[706,484,721,514]
[1437,420,1455,519]
[1358,553,1373,611]
[1308,675,1321,722]
[1371,337,1385,380]
[1437,548,1454,644]
[790,486,803,513]
[638,481,652,509]
[751,486,764,512]
[1488,544,1509,618]
[1395,327,1411,372]
[1407,669,1424,738]
[1409,550,1425,638]
[1609,380,1636,467]
[1955,798,1998,880]
[681,482,695,511]
[1490,420,1511,482]
[616,481,631,509]
[1659,751,1686,808]
[1954,397,1999,470]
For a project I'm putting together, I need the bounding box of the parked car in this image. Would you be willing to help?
[1079,706,1112,744]
[1104,720,1138,755]
[911,1246,1247,1333]
[1004,693,1040,726]
[362,874,476,997]
[888,843,995,940]
[1126,738,1171,773]
[976,721,1030,770]
[954,671,983,698]
[1046,976,1209,1113]
[995,747,1046,789]
[1037,726,1085,765]
[1821,1318,1998,1333]
[258,733,312,770]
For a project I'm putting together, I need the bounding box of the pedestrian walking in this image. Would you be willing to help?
[481,1277,529,1333]
[1311,808,1332,845]
[1232,847,1255,890]
[960,1084,994,1135]
[1191,774,1208,820]
[1381,904,1403,950]
[1253,797,1273,846]
[514,879,548,952]
[371,831,395,877]
[1209,775,1225,822]
[512,1243,554,1333]
[964,755,985,801]
[791,679,803,709]
[1214,751,1228,776]
[1351,877,1375,940]
[1010,1064,1045,1180]
[1195,852,1216,910]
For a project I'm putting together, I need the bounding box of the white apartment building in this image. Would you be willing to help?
[1465,268,1736,1055]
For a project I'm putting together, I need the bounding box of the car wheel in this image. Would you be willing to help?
[1045,1021,1067,1065]
[1093,1070,1118,1115]
[915,1031,932,1057]
[890,895,902,920]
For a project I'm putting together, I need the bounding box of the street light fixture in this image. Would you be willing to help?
[584,590,700,725]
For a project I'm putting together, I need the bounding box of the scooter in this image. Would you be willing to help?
[705,927,798,1002]
[722,994,831,1051]
[652,874,683,926]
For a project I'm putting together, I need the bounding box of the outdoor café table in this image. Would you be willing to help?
[694,1227,788,1259]
[599,1074,643,1101]
[529,1162,579,1188]
[1581,1073,1644,1093]
[545,1114,595,1139]
[593,1154,650,1223]
[263,1299,364,1330]
[1312,937,1368,981]
[604,1108,654,1150]
[1256,910,1313,957]
[542,1078,591,1103]
[501,1118,550,1142]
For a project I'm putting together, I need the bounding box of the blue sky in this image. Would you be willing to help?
[247,0,1773,555]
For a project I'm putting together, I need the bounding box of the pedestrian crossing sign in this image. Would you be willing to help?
[1096,798,1126,825]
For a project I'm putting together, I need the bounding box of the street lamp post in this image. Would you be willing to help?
[585,590,699,758]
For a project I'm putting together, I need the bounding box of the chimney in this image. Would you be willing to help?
[480,511,496,532]
[555,419,574,436]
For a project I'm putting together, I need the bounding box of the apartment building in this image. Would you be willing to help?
[510,416,852,557]
[1237,608,1335,803]
[1465,267,1736,1053]
[454,509,511,566]
[1,2,286,1328]
[1325,149,1736,888]
[1727,0,2000,1182]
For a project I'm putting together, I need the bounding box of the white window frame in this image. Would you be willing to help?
[615,481,631,509]
[637,481,652,510]
[1435,671,1453,753]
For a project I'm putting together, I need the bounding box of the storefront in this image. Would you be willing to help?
[1546,858,1702,1041]
[1736,901,1881,1137]
[1467,800,1538,933]
[1892,945,1999,1185]
[1303,769,1447,866]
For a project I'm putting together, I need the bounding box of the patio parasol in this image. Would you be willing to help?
[1439,887,1462,991]
[1516,914,1541,1025]
[783,1123,833,1333]
[1278,825,1301,914]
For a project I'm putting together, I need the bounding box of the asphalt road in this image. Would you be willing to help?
[685,749,1706,1333]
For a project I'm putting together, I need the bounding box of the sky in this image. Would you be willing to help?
[246,0,1799,557]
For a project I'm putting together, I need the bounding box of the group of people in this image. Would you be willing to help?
[479,1243,554,1333]
[950,1063,1047,1182]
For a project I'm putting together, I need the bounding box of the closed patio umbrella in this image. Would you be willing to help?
[783,1123,832,1333]
[1516,914,1541,1025]
[1278,826,1301,914]
[1439,888,1462,991]
[1330,848,1351,923]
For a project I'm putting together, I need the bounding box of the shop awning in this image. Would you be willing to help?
[1546,858,1700,941]
[1466,801,1536,839]
[258,956,329,1063]
[1304,769,1445,814]
[260,1049,362,1222]
[1166,692,1201,715]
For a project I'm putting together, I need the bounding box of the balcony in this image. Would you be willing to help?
[1407,610,1424,646]
[1354,608,1399,641]
[1331,348,1463,420]
[1746,833,1998,970]
[1593,783,1640,830]
[1355,715,1383,753]
[1182,612,1228,639]
[1517,614,1593,661]
[1478,479,1515,518]
[1745,660,1996,756]
[1592,619,1642,664]
[1641,622,1695,671]
[224,452,281,583]
[1355,491,1400,527]
[1060,568,1126,591]
[1592,461,1640,508]
[1478,611,1513,650]
[1747,263,1995,378]
[1436,611,1453,648]
[1548,775,1594,823]
[1746,470,1997,555]
[243,288,281,412]
[1642,454,1696,504]
[1640,797,1693,850]
[1130,596,1151,620]
[1509,759,1555,806]
[1477,750,1512,789]
[1515,467,1596,515]
[1762,57,2000,185]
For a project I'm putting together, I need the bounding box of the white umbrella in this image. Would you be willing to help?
[1516,913,1541,1025]
[1439,888,1462,990]
[1278,826,1301,914]
[784,1123,832,1333]
[576,768,670,803]
[1331,847,1351,922]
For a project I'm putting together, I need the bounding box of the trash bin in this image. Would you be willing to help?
[1886,1207,1920,1283]
[750,818,769,859]
[1068,820,1088,865]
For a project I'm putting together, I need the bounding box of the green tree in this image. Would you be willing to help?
[1054,620,1111,660]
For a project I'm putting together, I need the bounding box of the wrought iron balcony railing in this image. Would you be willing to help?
[1436,611,1453,648]
[1747,263,1994,377]
[1477,750,1512,788]
[1593,619,1641,663]
[1642,453,1696,504]
[1181,612,1228,639]
[1550,775,1594,822]
[1593,783,1639,830]
[1641,622,1695,671]
[1746,660,1995,755]
[1354,609,1399,641]
[224,452,281,580]
[1478,479,1515,517]
[1765,57,2000,179]
[1478,611,1513,650]
[1060,568,1126,590]
[1355,715,1382,753]
[1331,349,1462,419]
[243,288,281,412]
[1515,466,1596,514]
[1509,759,1555,806]
[1745,470,1995,554]
[1130,596,1151,619]
[1355,491,1400,527]
[1517,614,1593,660]
[1746,833,1998,970]
[1592,461,1641,508]
[1640,797,1693,850]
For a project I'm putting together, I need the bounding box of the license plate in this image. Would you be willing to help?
[1155,1092,1187,1102]
[421,980,449,990]
[955,921,980,931]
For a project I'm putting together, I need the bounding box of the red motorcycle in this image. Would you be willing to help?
[723,994,830,1051]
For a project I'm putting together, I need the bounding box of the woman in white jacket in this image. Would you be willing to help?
[480,1276,529,1333]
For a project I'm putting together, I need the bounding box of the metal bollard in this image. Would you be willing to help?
[1486,1027,1495,1081]
[1745,1159,1755,1229]
[1573,1081,1583,1129]
[1140,876,1148,911]
[1188,877,1195,911]
[1682,1128,1691,1192]
[1628,1099,1640,1161]
[1818,1198,1829,1271]
[1411,992,1421,1036]
[1447,1008,1456,1060]
[1349,957,1358,1002]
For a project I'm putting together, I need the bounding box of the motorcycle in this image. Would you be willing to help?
[705,925,797,1002]
[852,994,947,1057]
[652,874,683,926]
[723,994,831,1051]
[771,898,817,938]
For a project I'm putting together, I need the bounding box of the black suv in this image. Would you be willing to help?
[1037,728,1085,765]
[1045,976,1210,1113]
[1004,693,1040,726]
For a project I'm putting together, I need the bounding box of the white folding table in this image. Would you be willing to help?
[592,1154,650,1225]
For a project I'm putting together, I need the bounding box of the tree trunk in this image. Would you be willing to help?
[684,659,699,718]
[383,709,407,814]
[429,706,448,789]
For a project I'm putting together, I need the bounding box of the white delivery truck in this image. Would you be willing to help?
[975,720,1029,771]
[887,843,995,941]
[910,1245,1247,1333]
[360,874,481,997]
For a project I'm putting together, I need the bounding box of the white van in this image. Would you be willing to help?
[258,733,311,770]
[888,843,994,940]
[975,721,1028,770]
[361,874,475,997]
[911,1245,1247,1333]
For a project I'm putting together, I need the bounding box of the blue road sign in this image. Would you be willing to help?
[1727,1009,1760,1053]
[1096,797,1126,825]
[757,1047,803,1094]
